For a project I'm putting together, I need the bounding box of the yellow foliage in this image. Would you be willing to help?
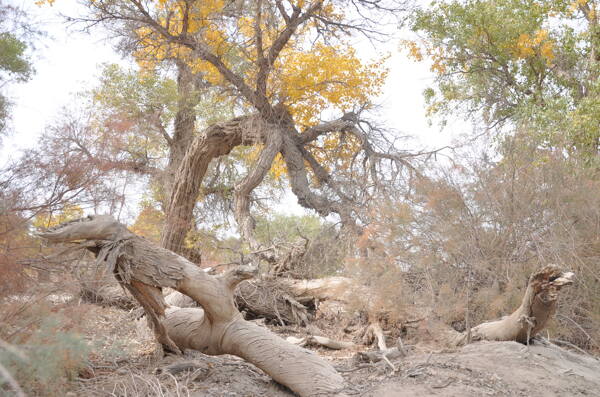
[130,205,164,243]
[569,0,589,14]
[399,40,424,62]
[429,47,447,75]
[276,43,388,126]
[40,0,386,130]
[32,205,84,230]
[41,0,388,177]
[270,153,287,179]
[130,1,387,126]
[244,145,288,179]
[132,0,228,75]
[513,29,555,65]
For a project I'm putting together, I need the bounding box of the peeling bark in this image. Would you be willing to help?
[40,215,345,397]
[164,62,199,203]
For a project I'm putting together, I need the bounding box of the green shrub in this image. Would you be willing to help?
[1,314,89,396]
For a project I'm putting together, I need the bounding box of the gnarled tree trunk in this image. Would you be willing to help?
[161,115,275,255]
[457,265,574,345]
[39,215,345,397]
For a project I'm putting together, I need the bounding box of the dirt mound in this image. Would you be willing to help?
[356,341,600,396]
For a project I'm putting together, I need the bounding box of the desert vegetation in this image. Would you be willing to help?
[1,0,600,396]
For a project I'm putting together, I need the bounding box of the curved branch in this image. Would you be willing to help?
[162,116,266,254]
[233,126,284,251]
[300,112,358,143]
[457,265,575,345]
[281,131,356,230]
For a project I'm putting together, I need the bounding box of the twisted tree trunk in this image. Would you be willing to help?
[39,215,345,397]
[160,107,363,260]
[457,265,574,345]
[161,116,262,254]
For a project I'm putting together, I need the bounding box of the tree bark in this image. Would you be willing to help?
[233,126,283,251]
[457,265,574,345]
[161,115,266,255]
[40,215,345,397]
[163,62,198,204]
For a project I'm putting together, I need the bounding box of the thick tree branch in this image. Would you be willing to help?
[233,126,284,251]
[281,131,356,230]
[162,115,267,254]
[300,113,358,143]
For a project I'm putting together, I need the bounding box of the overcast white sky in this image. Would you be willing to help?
[2,0,468,216]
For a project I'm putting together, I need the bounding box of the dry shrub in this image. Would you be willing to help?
[0,298,91,396]
[344,225,410,327]
[77,370,191,397]
[363,139,600,352]
[0,213,93,396]
[0,213,35,299]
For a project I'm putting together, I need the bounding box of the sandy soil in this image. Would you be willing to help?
[72,303,600,397]
[356,341,600,396]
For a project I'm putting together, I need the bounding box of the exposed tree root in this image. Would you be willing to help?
[456,265,574,345]
[286,335,355,350]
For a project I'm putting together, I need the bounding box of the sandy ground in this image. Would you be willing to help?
[358,341,600,396]
[69,303,600,397]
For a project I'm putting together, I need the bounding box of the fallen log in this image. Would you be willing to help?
[165,280,310,325]
[39,215,345,397]
[457,265,574,345]
[279,276,356,304]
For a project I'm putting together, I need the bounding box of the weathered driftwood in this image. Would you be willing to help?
[287,335,355,350]
[164,280,310,325]
[279,276,356,304]
[457,265,574,345]
[39,215,345,397]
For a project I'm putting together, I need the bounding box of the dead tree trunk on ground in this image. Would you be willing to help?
[166,276,355,325]
[39,215,345,397]
[457,265,574,345]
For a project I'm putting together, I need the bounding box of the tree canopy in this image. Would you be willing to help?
[408,0,600,160]
[0,3,37,136]
[34,0,414,260]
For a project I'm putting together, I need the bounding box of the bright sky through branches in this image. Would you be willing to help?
[1,0,464,215]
